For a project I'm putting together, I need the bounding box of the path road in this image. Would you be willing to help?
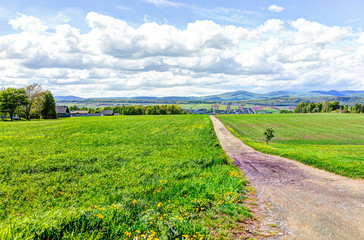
[210,115,364,240]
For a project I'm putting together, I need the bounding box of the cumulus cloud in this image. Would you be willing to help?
[9,13,48,32]
[268,5,284,13]
[0,12,363,97]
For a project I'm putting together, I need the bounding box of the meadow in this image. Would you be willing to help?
[0,115,252,239]
[217,114,364,179]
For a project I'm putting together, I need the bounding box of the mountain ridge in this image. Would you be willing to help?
[55,90,364,101]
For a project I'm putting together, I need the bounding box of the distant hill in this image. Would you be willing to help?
[131,96,193,101]
[196,90,364,101]
[55,90,364,102]
[239,96,364,106]
[55,96,85,101]
[309,90,364,97]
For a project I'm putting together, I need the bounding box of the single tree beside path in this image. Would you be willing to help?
[264,127,275,144]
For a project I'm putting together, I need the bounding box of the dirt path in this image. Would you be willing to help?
[210,116,364,240]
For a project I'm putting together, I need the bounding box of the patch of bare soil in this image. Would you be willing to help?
[210,116,364,240]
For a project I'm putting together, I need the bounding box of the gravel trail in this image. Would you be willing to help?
[210,115,364,240]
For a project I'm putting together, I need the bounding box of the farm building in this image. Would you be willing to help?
[90,113,102,117]
[102,110,114,116]
[55,106,71,117]
[71,110,89,117]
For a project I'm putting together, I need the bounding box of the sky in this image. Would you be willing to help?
[0,0,364,97]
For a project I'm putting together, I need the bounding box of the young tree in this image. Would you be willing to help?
[0,88,28,121]
[352,103,360,113]
[343,104,349,113]
[23,83,44,120]
[322,100,331,113]
[306,102,316,113]
[294,101,308,113]
[264,127,275,145]
[41,90,57,119]
[329,100,340,112]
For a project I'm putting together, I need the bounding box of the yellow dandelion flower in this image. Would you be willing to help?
[133,199,137,204]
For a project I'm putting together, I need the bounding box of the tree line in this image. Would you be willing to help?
[294,100,364,113]
[70,104,187,115]
[0,84,57,121]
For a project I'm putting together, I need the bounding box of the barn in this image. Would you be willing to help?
[55,106,71,117]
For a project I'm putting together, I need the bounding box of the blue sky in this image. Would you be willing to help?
[0,0,364,97]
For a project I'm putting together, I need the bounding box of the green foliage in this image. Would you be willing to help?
[279,110,293,114]
[351,103,363,113]
[0,87,28,121]
[0,115,251,239]
[294,101,307,113]
[113,104,186,115]
[41,90,57,119]
[294,100,362,114]
[23,84,44,120]
[217,114,364,179]
[263,127,274,145]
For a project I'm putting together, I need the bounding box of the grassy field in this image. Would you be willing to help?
[0,115,252,239]
[217,114,364,179]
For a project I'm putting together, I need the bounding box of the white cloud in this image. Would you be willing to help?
[0,12,363,97]
[9,13,47,32]
[268,4,284,13]
[290,18,351,45]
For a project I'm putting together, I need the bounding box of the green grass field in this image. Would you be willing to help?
[217,114,364,179]
[193,104,212,110]
[0,115,252,239]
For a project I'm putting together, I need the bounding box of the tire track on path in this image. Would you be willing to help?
[210,115,364,240]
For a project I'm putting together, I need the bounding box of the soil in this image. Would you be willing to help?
[210,115,364,240]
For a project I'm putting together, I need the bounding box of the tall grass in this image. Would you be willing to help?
[0,115,252,239]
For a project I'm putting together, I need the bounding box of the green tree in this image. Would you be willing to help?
[41,90,57,119]
[329,100,340,112]
[306,102,316,113]
[69,105,79,111]
[351,103,360,113]
[263,127,275,145]
[294,101,308,113]
[322,101,331,113]
[0,87,28,121]
[23,83,44,120]
[343,104,349,113]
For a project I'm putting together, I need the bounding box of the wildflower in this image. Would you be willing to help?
[141,234,146,238]
[96,213,104,219]
[135,230,141,234]
[157,202,162,207]
[133,199,137,204]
